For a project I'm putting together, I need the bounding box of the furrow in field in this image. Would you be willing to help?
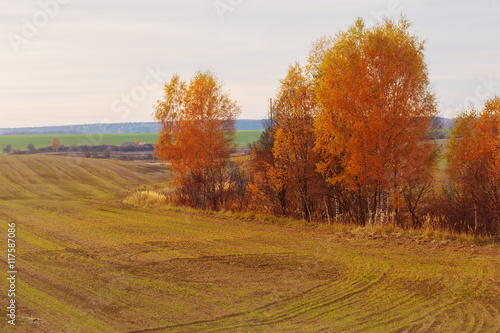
[137,259,389,332]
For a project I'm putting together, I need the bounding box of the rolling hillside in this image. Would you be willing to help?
[0,155,498,332]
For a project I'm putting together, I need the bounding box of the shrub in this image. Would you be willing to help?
[103,147,112,158]
[27,143,36,153]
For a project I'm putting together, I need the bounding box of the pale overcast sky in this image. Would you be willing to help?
[1,0,499,128]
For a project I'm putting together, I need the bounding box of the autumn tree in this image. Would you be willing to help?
[154,70,241,210]
[51,137,62,152]
[312,17,438,226]
[268,63,323,220]
[103,147,112,159]
[247,121,286,215]
[27,143,36,153]
[445,96,500,234]
[82,145,91,158]
[135,138,140,147]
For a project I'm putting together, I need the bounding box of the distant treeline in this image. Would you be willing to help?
[10,143,154,154]
[0,120,266,135]
[8,143,155,161]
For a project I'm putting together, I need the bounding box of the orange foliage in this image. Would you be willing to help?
[51,137,62,152]
[153,70,241,210]
[446,96,500,234]
[312,17,438,225]
[447,97,500,182]
[247,127,286,215]
[268,63,322,219]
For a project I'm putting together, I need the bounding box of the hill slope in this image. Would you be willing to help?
[0,155,169,200]
[0,156,498,332]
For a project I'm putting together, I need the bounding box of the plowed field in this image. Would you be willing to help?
[0,155,498,332]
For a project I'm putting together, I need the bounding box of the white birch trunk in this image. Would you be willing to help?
[324,196,331,224]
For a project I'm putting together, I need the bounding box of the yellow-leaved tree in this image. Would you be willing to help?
[268,63,323,220]
[154,70,241,210]
[51,137,62,152]
[312,17,438,226]
[445,96,500,234]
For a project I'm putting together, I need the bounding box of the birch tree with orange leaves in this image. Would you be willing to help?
[154,70,241,210]
[51,137,62,152]
[268,63,323,220]
[247,124,286,215]
[446,96,500,234]
[312,17,438,226]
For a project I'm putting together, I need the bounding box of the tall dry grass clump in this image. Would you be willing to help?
[124,190,167,207]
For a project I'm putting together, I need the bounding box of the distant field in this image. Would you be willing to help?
[0,130,263,151]
[233,130,263,147]
[0,155,498,332]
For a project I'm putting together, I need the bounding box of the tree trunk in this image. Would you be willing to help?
[324,196,331,224]
[386,191,390,225]
[367,190,372,225]
[335,197,339,223]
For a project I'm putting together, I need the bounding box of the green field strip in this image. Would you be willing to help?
[0,131,263,151]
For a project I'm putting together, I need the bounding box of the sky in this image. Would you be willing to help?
[1,0,499,128]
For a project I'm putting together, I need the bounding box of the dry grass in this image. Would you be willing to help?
[124,190,168,207]
[178,207,499,249]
